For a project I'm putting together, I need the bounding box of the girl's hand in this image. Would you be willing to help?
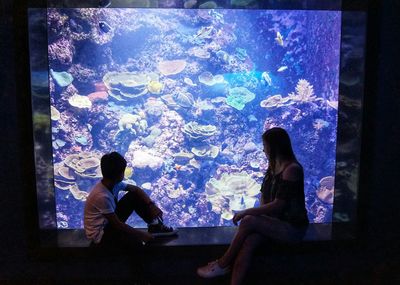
[233,210,247,226]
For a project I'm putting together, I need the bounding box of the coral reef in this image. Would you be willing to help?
[182,121,218,140]
[50,69,74,87]
[226,87,256,110]
[198,71,226,86]
[103,71,159,100]
[48,38,74,65]
[53,152,102,202]
[47,8,341,227]
[130,150,164,170]
[157,59,187,76]
[317,176,335,204]
[68,94,92,109]
[205,171,261,219]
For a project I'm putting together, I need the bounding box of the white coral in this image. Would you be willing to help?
[292,79,315,101]
[131,150,163,170]
[205,171,261,219]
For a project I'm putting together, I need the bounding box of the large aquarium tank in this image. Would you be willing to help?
[46,8,340,228]
[29,1,366,231]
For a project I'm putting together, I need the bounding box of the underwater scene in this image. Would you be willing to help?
[47,8,341,228]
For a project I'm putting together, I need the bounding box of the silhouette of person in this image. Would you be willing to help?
[84,152,177,249]
[197,127,309,285]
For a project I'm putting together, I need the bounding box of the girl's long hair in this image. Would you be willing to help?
[262,127,299,174]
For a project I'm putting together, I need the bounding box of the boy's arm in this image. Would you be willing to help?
[104,212,154,243]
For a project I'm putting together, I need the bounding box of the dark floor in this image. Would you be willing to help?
[15,223,383,285]
[2,223,399,284]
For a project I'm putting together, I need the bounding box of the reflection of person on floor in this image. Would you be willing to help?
[197,127,309,285]
[84,152,177,248]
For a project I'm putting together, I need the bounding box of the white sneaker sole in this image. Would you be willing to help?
[197,267,230,278]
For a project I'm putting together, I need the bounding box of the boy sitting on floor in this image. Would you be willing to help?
[84,151,177,248]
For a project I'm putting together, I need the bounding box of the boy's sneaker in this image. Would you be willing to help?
[148,223,178,237]
[197,260,230,278]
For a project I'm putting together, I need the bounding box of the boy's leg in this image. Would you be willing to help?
[100,223,144,250]
[115,185,162,224]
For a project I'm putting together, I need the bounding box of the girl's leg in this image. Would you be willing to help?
[219,215,299,268]
[218,215,261,268]
[230,233,264,285]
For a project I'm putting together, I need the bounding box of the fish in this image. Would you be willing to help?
[184,77,197,86]
[277,66,288,72]
[194,26,213,39]
[174,164,183,170]
[99,21,112,33]
[247,115,257,122]
[124,167,133,179]
[275,31,284,46]
[261,71,272,86]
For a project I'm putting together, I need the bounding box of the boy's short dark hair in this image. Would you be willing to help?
[101,152,127,180]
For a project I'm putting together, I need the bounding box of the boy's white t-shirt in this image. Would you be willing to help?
[84,181,127,243]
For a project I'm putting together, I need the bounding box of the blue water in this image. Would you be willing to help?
[47,8,341,228]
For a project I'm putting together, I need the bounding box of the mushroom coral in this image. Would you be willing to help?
[317,176,335,204]
[182,121,218,140]
[205,171,261,220]
[226,87,255,110]
[157,59,187,76]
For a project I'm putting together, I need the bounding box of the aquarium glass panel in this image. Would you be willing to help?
[29,8,57,229]
[47,8,341,228]
[333,10,366,223]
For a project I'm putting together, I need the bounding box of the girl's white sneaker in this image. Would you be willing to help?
[197,260,230,278]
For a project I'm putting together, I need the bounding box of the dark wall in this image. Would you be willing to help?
[1,0,399,283]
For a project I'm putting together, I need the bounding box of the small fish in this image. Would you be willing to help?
[247,115,257,122]
[184,77,197,86]
[124,167,133,179]
[275,31,284,46]
[277,66,288,72]
[261,71,272,86]
[99,21,112,33]
[195,26,213,39]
